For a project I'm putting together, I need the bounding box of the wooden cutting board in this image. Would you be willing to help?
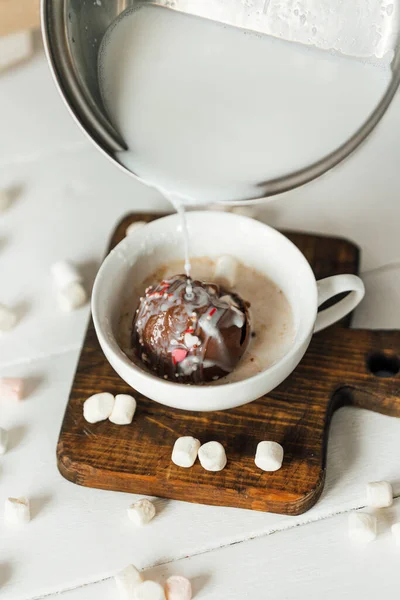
[57,213,400,515]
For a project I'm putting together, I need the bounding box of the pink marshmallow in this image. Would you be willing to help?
[0,378,24,401]
[165,576,192,600]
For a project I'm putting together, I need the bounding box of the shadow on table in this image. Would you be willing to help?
[24,374,46,399]
[0,562,13,587]
[7,424,28,452]
[191,572,212,596]
[30,493,53,521]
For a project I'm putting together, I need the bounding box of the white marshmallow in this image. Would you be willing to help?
[109,394,137,425]
[133,581,166,600]
[348,512,377,543]
[172,437,200,468]
[165,575,192,600]
[255,441,284,472]
[57,282,88,312]
[0,378,24,401]
[0,303,17,332]
[5,497,30,525]
[128,498,156,526]
[115,564,144,600]
[213,255,238,289]
[391,522,400,546]
[0,428,8,455]
[52,260,83,290]
[126,221,147,236]
[0,189,11,213]
[198,441,227,472]
[366,481,393,508]
[83,392,115,423]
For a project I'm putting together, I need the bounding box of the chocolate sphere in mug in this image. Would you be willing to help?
[132,275,251,383]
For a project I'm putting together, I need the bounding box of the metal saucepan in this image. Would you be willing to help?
[41,0,400,200]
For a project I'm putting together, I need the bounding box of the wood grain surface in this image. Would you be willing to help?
[57,214,400,515]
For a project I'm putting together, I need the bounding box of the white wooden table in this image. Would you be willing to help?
[1,47,400,600]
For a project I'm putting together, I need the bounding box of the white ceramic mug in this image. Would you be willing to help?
[92,212,364,411]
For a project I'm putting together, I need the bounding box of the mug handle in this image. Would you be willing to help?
[314,274,365,333]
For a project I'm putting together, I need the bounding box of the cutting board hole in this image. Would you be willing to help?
[367,352,400,378]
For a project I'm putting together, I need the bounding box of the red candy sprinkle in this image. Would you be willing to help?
[148,282,170,298]
[209,308,217,317]
[172,348,188,365]
[185,328,194,334]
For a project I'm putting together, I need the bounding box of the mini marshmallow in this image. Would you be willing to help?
[0,378,24,401]
[83,392,115,423]
[165,576,192,600]
[126,221,147,236]
[128,498,156,526]
[0,303,17,332]
[366,481,393,508]
[109,394,137,425]
[348,512,377,543]
[52,260,83,290]
[172,436,200,468]
[5,497,30,525]
[0,189,11,213]
[133,581,166,600]
[391,522,400,546]
[57,281,87,312]
[115,564,144,600]
[198,441,227,472]
[0,427,8,455]
[214,255,238,289]
[255,441,284,472]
